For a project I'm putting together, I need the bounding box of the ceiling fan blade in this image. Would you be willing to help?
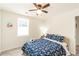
[42,10,48,13]
[33,3,39,9]
[29,9,37,11]
[42,3,50,9]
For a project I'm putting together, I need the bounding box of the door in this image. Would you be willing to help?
[76,16,79,45]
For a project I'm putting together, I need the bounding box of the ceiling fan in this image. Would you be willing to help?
[28,3,50,15]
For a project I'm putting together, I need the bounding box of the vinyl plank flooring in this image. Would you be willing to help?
[0,48,23,56]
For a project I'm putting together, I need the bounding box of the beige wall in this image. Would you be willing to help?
[1,10,43,52]
[45,9,79,54]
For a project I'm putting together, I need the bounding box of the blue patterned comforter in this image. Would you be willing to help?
[22,38,66,56]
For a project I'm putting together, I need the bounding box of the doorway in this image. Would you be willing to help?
[76,16,79,55]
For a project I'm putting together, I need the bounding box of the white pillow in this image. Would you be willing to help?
[62,42,70,56]
[62,42,67,47]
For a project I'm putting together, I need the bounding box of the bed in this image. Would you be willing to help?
[22,34,70,56]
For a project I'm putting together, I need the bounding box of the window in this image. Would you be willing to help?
[17,17,29,36]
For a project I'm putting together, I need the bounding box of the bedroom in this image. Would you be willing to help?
[0,3,79,56]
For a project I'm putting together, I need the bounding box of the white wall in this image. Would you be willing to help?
[28,16,45,39]
[1,10,43,52]
[45,9,79,55]
[1,10,28,51]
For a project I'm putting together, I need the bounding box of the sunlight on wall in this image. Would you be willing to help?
[40,26,48,35]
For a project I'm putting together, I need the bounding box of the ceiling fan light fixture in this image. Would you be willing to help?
[36,10,42,15]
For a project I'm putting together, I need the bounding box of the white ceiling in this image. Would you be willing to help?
[0,3,79,19]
